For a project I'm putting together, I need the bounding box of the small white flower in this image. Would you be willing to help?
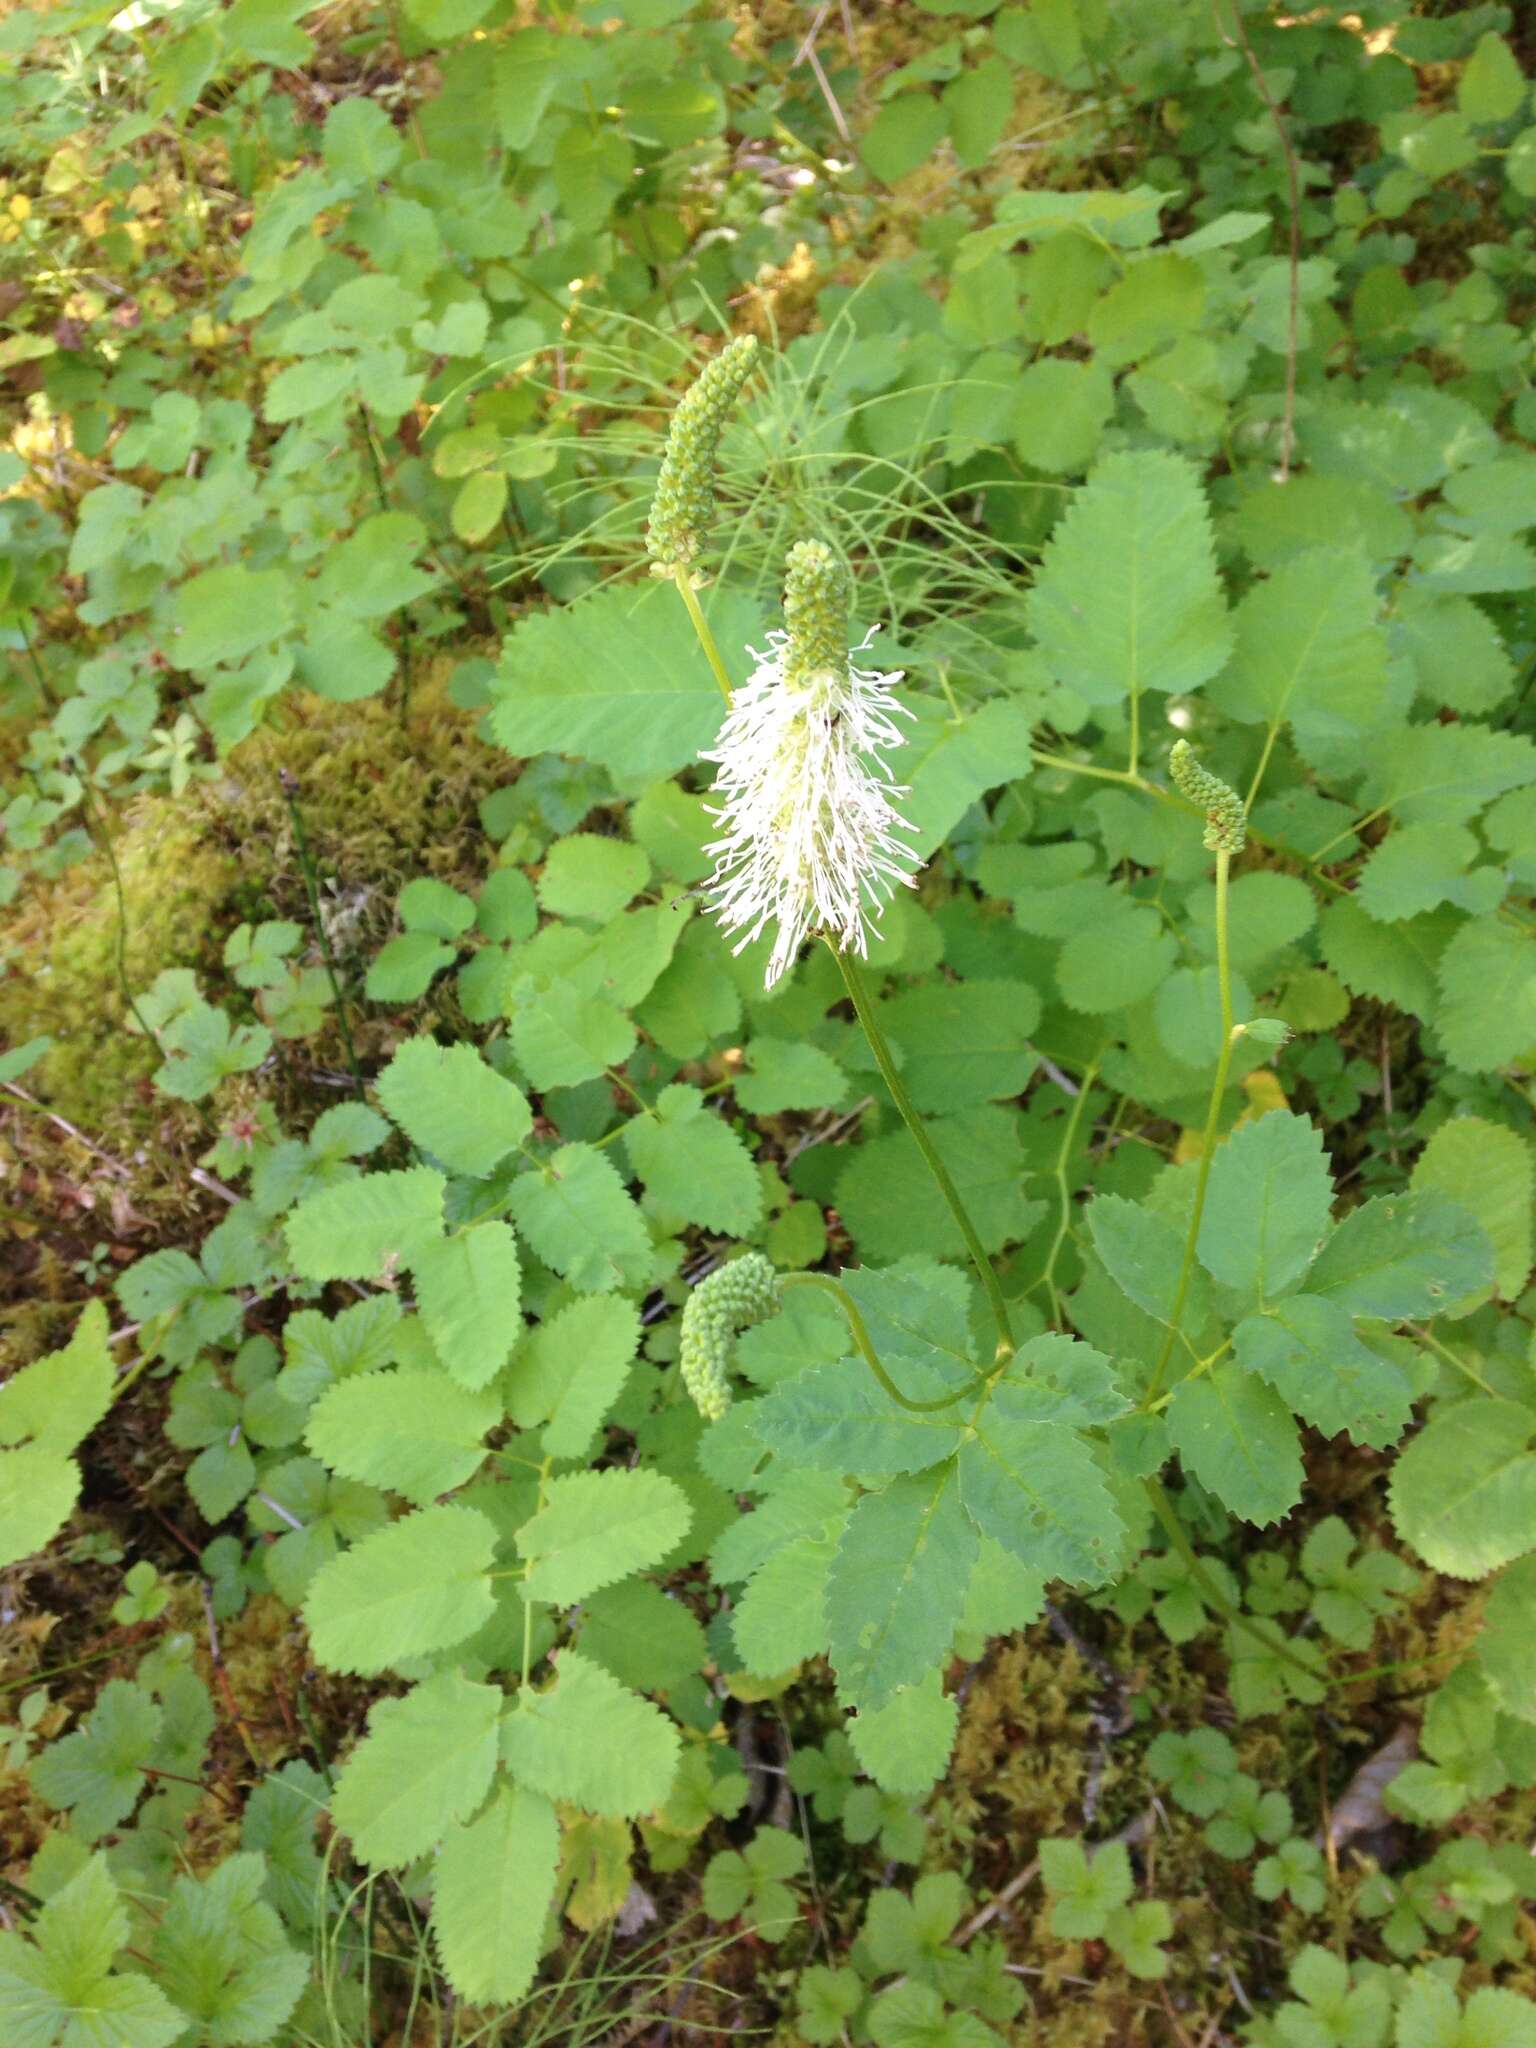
[700,623,920,989]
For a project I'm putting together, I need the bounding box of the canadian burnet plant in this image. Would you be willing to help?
[652,339,1500,1771]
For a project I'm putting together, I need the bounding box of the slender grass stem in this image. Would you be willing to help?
[1142,846,1234,1408]
[1041,1063,1099,1327]
[834,945,1013,1360]
[280,772,363,1094]
[672,569,734,705]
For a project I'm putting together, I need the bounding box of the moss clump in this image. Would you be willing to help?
[208,662,507,946]
[0,797,235,1134]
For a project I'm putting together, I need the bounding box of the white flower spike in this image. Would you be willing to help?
[700,540,920,989]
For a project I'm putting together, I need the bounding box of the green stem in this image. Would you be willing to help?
[780,1272,976,1413]
[1143,1479,1324,1687]
[672,569,734,705]
[834,945,1013,1360]
[1143,846,1234,1407]
[1029,749,1158,794]
[280,773,364,1093]
[358,406,417,725]
[17,614,58,709]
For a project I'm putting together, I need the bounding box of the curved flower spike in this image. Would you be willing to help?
[679,1253,781,1422]
[1170,738,1246,855]
[700,540,921,989]
[646,334,758,576]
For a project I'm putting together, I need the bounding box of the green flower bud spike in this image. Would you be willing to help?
[1169,738,1247,855]
[646,333,759,575]
[678,1252,780,1422]
[781,539,850,692]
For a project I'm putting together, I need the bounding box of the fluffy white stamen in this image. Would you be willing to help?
[700,626,920,989]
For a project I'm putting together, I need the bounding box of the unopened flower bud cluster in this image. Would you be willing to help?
[646,334,758,573]
[679,1253,780,1421]
[1170,738,1246,855]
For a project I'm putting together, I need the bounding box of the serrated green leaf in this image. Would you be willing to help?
[511,982,637,1090]
[1389,1398,1536,1577]
[1412,1116,1532,1303]
[0,1853,186,2048]
[847,1674,959,1800]
[958,1389,1125,1584]
[732,1525,841,1675]
[1196,1111,1333,1302]
[577,1580,707,1694]
[622,1084,763,1234]
[304,1366,497,1505]
[150,1853,308,2043]
[1057,905,1177,1013]
[517,1468,691,1605]
[826,1464,976,1710]
[0,1446,80,1573]
[1087,1195,1211,1330]
[1028,450,1231,709]
[1360,723,1536,829]
[751,1359,965,1473]
[1166,1367,1303,1525]
[286,1167,445,1283]
[1354,823,1502,924]
[411,1221,523,1390]
[508,1144,652,1293]
[1318,896,1453,1020]
[0,1300,113,1455]
[433,1782,557,2006]
[506,1293,640,1456]
[303,1504,496,1674]
[734,1037,846,1114]
[1233,1297,1415,1450]
[489,584,760,785]
[1478,1554,1536,1723]
[835,1107,1038,1263]
[375,1038,532,1176]
[1012,356,1114,475]
[1459,30,1526,121]
[365,930,458,1002]
[502,1649,679,1815]
[878,979,1039,1111]
[1306,1189,1494,1318]
[537,833,650,922]
[1435,914,1536,1073]
[1207,550,1386,750]
[331,1670,502,1867]
[31,1679,161,1841]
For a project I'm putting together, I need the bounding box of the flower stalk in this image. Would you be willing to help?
[834,946,1014,1363]
[1143,743,1246,1406]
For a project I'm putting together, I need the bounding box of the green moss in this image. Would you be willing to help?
[0,797,234,1133]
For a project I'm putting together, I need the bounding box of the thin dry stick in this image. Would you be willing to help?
[2,1082,135,1178]
[1220,0,1301,479]
[792,0,851,142]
